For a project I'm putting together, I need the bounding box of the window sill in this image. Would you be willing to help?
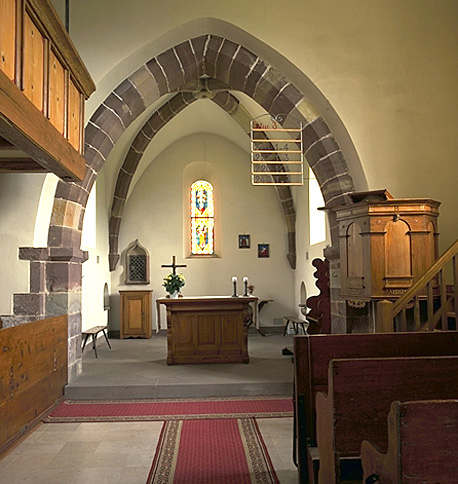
[186,254,221,259]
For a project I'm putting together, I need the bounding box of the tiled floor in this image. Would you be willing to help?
[0,418,297,484]
[0,331,299,483]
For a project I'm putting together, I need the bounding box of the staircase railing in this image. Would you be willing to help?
[376,239,458,332]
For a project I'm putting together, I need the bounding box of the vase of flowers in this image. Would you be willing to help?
[163,273,185,297]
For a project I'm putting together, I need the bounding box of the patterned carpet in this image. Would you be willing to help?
[147,418,280,484]
[43,396,293,422]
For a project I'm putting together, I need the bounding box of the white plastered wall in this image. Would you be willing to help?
[81,181,111,332]
[109,132,296,331]
[0,174,48,315]
[54,0,457,251]
[294,176,330,321]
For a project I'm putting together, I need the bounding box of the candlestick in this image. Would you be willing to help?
[232,276,238,297]
[243,277,249,296]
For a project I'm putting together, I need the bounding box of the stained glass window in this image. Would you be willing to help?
[191,180,214,255]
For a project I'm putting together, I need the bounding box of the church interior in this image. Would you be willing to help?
[1,1,457,483]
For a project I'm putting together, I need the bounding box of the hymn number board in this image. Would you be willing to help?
[251,114,304,186]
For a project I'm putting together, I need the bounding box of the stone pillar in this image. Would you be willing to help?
[324,210,347,334]
[16,246,88,380]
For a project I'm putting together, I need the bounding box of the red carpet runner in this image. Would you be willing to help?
[147,418,280,484]
[44,397,293,422]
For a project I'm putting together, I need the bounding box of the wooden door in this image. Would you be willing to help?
[119,291,152,339]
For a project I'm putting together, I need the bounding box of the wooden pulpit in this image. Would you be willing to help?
[332,189,440,310]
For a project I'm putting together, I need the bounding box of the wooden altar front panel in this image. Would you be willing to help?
[157,296,256,365]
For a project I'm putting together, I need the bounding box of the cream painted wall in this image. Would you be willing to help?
[54,0,457,251]
[294,179,330,321]
[33,174,59,247]
[81,182,111,331]
[109,133,295,331]
[0,174,47,315]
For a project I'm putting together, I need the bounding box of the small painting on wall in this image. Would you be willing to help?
[238,234,250,249]
[258,243,269,258]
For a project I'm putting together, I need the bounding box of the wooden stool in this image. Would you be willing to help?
[283,316,308,336]
[82,326,111,358]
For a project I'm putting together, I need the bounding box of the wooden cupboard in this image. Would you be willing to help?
[119,290,152,339]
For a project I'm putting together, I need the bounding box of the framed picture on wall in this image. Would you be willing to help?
[258,243,269,258]
[238,234,250,249]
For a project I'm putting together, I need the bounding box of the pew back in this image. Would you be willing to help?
[294,331,458,446]
[316,356,458,484]
[361,399,458,484]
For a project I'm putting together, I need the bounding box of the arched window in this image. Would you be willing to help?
[308,168,326,245]
[190,180,215,255]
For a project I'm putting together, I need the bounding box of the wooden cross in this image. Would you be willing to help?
[161,256,187,275]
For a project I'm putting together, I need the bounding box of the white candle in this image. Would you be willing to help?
[243,277,248,284]
[232,276,237,283]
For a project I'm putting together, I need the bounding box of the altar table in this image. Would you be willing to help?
[156,296,257,365]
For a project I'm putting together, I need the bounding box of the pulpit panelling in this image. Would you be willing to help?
[333,190,440,303]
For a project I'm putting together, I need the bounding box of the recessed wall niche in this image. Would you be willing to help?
[125,240,150,285]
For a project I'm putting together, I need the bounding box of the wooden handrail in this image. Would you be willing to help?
[391,238,458,316]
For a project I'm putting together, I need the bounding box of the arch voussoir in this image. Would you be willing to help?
[40,32,356,350]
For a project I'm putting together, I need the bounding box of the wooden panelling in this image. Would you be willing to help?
[315,356,458,484]
[0,0,17,81]
[158,296,254,365]
[67,78,81,151]
[23,11,45,112]
[0,316,68,450]
[0,156,46,171]
[0,0,95,180]
[48,49,66,135]
[27,0,95,99]
[294,331,458,484]
[119,291,152,339]
[361,399,458,484]
[0,68,86,180]
[334,191,440,303]
[384,219,411,287]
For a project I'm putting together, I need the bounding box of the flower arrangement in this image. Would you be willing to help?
[162,273,185,295]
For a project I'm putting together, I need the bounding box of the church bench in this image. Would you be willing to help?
[82,326,111,358]
[293,331,458,483]
[361,399,458,484]
[315,355,458,484]
[283,315,308,335]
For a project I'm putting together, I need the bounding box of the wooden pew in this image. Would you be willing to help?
[361,399,458,484]
[293,331,458,483]
[315,356,458,484]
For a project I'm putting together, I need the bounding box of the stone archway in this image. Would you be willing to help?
[17,33,356,377]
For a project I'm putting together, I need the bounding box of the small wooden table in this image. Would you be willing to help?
[82,326,111,358]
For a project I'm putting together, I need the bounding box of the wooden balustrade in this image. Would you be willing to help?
[376,238,458,332]
[0,0,95,181]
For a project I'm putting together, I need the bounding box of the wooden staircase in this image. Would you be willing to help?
[376,239,458,332]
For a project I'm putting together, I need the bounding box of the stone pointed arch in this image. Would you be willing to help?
[11,32,358,378]
[49,34,354,259]
[107,90,299,271]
